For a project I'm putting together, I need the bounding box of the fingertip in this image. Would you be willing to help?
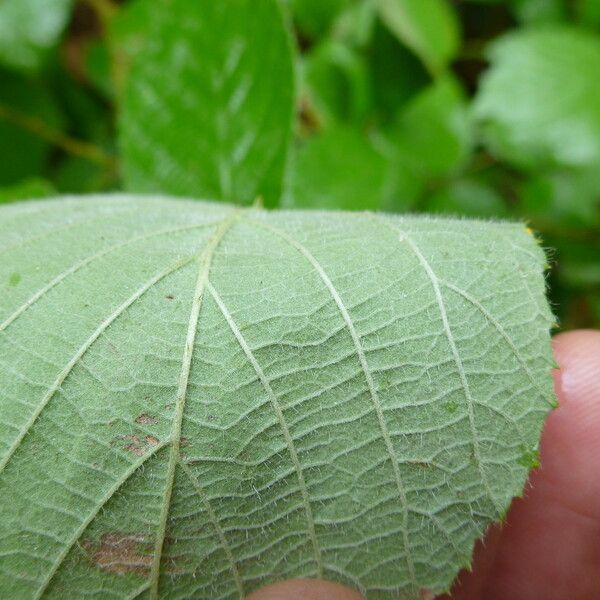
[480,329,600,599]
[552,329,600,408]
[247,579,365,600]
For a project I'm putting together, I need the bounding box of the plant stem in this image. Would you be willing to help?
[0,103,117,169]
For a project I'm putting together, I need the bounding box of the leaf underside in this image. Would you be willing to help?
[0,195,555,599]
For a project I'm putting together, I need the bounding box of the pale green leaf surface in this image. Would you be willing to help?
[119,0,295,207]
[474,27,600,170]
[0,195,555,599]
[0,0,73,71]
[376,0,460,76]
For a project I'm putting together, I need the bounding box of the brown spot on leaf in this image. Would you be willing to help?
[119,434,158,456]
[135,413,158,425]
[83,533,153,575]
[420,590,435,600]
[122,434,140,444]
[125,444,145,456]
[180,437,191,447]
[165,294,175,300]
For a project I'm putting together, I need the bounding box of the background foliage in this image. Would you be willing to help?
[0,0,598,329]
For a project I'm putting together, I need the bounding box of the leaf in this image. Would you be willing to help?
[302,40,371,126]
[575,0,600,28]
[474,27,600,171]
[425,179,507,218]
[331,0,377,47]
[118,0,296,207]
[0,194,555,599]
[367,20,430,123]
[0,0,73,71]
[0,178,55,204]
[376,0,460,76]
[520,168,600,226]
[288,0,352,40]
[0,70,64,185]
[510,0,566,24]
[283,126,398,211]
[389,77,473,179]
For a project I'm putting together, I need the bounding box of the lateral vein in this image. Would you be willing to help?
[374,215,502,516]
[178,460,244,598]
[208,281,324,579]
[0,219,224,335]
[33,440,168,599]
[0,253,199,474]
[243,218,417,591]
[440,280,555,407]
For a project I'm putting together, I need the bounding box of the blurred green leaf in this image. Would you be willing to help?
[288,0,352,40]
[575,0,600,28]
[520,168,600,225]
[84,39,114,99]
[376,0,460,75]
[474,27,600,171]
[425,179,507,217]
[284,126,401,210]
[368,21,429,122]
[510,0,566,24]
[303,40,370,125]
[0,0,73,71]
[591,296,600,326]
[0,178,55,203]
[109,0,154,91]
[52,155,117,193]
[118,0,295,207]
[552,238,600,288]
[48,58,114,144]
[389,77,473,178]
[331,0,377,46]
[0,71,64,185]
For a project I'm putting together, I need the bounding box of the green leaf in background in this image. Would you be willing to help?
[390,77,473,179]
[510,0,566,24]
[52,156,115,194]
[83,39,115,100]
[118,0,295,207]
[288,0,352,41]
[0,0,73,71]
[520,168,600,226]
[368,21,430,123]
[331,0,377,47]
[284,126,395,210]
[302,40,371,126]
[0,71,64,185]
[575,0,600,28]
[425,179,508,218]
[0,178,55,203]
[474,27,600,171]
[0,195,554,599]
[376,0,460,76]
